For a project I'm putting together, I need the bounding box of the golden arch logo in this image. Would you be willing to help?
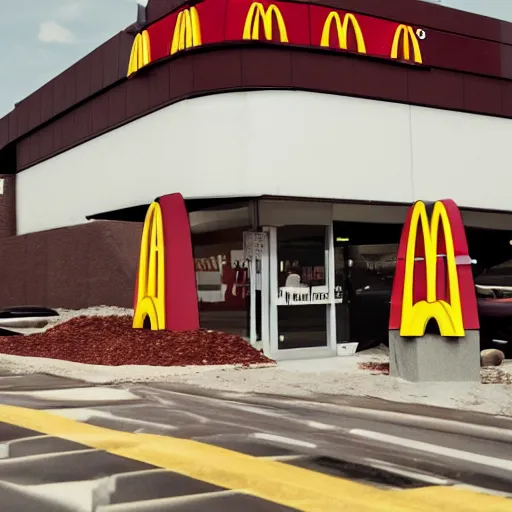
[127,30,151,77]
[170,7,202,55]
[133,202,166,330]
[400,201,464,337]
[390,24,423,64]
[320,12,366,53]
[243,2,289,42]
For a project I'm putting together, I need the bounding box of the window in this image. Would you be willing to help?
[193,228,250,338]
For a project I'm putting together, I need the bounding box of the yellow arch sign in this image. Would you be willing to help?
[400,201,464,337]
[243,3,289,42]
[127,30,151,77]
[320,12,366,53]
[390,24,423,64]
[170,7,202,55]
[133,202,166,330]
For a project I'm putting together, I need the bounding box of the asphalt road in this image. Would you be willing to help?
[0,372,511,511]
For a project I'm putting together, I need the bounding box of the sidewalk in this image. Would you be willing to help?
[167,347,512,418]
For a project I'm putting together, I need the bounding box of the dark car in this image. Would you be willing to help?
[350,279,512,357]
[0,306,59,336]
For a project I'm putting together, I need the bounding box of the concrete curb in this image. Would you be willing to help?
[254,397,512,444]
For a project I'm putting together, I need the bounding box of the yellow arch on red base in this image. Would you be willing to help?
[133,202,166,330]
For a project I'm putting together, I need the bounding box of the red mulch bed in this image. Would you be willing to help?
[0,316,275,367]
[358,362,390,375]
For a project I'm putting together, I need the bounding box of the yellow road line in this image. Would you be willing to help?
[400,487,512,510]
[0,405,510,512]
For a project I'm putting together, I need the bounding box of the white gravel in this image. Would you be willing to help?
[5,306,133,335]
[49,306,133,325]
[3,306,512,417]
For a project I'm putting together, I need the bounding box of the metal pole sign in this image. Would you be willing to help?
[243,231,268,346]
[243,231,266,261]
[243,232,254,261]
[253,232,266,259]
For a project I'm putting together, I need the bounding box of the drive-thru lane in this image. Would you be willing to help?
[0,373,511,511]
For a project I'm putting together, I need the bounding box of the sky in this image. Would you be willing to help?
[1,0,512,118]
[0,0,142,117]
[423,0,512,21]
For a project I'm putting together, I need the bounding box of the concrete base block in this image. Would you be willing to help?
[389,330,480,382]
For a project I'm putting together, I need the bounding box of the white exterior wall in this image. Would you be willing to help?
[16,90,512,234]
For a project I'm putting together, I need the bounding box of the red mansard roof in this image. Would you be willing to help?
[1,0,511,171]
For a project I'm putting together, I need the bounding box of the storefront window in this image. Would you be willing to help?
[276,225,328,349]
[333,220,404,350]
[193,228,250,338]
[334,241,350,343]
[346,243,398,350]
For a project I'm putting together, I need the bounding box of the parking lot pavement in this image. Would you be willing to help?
[0,374,93,391]
[0,372,511,511]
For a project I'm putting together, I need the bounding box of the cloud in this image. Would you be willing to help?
[38,21,76,44]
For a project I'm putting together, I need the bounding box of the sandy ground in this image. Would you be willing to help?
[169,351,512,418]
[2,306,512,417]
[1,342,512,417]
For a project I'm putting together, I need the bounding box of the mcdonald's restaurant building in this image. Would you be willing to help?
[3,0,512,360]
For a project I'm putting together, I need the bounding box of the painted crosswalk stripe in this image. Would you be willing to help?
[350,429,512,472]
[0,405,511,512]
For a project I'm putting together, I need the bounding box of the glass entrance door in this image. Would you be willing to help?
[275,225,329,349]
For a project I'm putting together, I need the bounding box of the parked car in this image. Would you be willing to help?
[351,280,512,357]
[0,306,59,334]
